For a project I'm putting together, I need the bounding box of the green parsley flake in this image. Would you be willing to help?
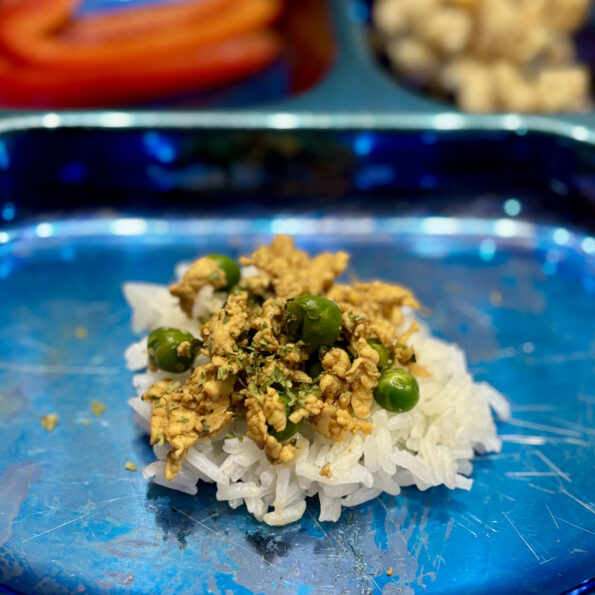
[166,381,180,394]
[178,417,190,423]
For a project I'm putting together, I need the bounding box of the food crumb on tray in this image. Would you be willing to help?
[91,400,106,416]
[41,413,59,431]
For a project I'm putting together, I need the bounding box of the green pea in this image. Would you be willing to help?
[285,294,342,353]
[269,392,303,442]
[367,338,393,370]
[148,327,202,373]
[207,254,240,290]
[305,354,324,379]
[373,368,419,413]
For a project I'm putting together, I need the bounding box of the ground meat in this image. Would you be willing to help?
[143,235,425,479]
[319,463,332,478]
[170,257,225,317]
[262,387,287,433]
[328,281,419,326]
[347,338,380,419]
[310,402,373,441]
[240,235,349,299]
[143,368,236,480]
[201,292,250,361]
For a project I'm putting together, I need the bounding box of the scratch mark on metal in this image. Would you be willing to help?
[480,453,520,461]
[512,405,557,412]
[527,351,593,365]
[530,450,571,483]
[16,337,54,354]
[444,518,454,540]
[545,505,559,529]
[0,461,42,547]
[174,507,273,567]
[22,496,134,543]
[506,472,558,479]
[23,511,98,543]
[491,489,516,502]
[506,419,582,438]
[558,487,595,515]
[527,483,556,494]
[454,522,477,538]
[549,417,595,437]
[502,512,540,561]
[501,434,547,445]
[578,393,595,405]
[0,361,119,375]
[553,516,595,535]
[500,434,589,447]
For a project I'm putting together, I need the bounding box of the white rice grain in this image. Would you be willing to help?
[125,269,508,526]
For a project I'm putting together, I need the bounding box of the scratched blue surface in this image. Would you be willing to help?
[0,216,594,594]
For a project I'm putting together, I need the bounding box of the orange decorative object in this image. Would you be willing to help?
[0,0,283,107]
[0,31,281,107]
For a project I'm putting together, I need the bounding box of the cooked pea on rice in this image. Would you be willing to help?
[125,236,509,526]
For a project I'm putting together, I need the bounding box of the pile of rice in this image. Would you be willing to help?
[124,265,510,526]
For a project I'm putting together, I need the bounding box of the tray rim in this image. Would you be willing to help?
[0,0,594,136]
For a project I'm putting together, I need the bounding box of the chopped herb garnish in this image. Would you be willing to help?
[223,314,230,324]
[348,312,366,322]
[271,367,285,384]
[225,431,235,439]
[202,420,211,431]
[178,417,190,423]
[166,381,180,394]
[216,367,230,380]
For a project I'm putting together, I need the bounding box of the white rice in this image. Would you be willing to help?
[123,274,510,526]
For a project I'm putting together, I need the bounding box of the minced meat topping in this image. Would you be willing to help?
[142,235,425,481]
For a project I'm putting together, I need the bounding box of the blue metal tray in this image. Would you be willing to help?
[0,2,594,591]
[0,207,594,594]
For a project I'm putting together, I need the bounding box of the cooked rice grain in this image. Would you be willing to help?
[124,279,509,526]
